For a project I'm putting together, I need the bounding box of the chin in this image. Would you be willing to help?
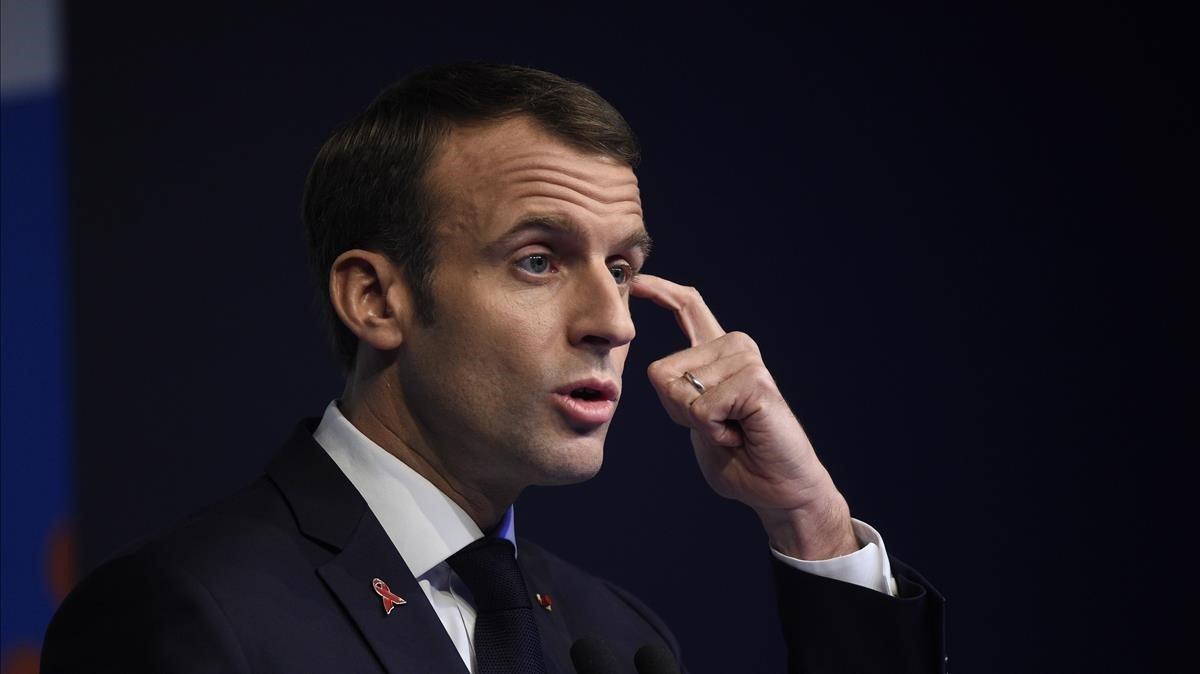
[533,436,605,486]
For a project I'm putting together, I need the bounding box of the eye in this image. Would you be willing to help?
[610,262,636,285]
[516,254,553,275]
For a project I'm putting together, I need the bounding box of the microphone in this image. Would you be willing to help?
[634,643,681,674]
[570,636,622,674]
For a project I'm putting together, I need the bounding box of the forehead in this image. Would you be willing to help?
[426,116,643,242]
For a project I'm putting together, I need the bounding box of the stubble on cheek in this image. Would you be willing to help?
[482,294,608,480]
[436,287,554,445]
[426,259,608,483]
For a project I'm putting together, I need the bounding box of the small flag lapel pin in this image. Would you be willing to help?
[536,593,554,611]
[372,578,406,615]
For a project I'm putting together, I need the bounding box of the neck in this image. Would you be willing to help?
[340,374,516,531]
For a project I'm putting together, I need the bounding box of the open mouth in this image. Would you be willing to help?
[553,379,619,426]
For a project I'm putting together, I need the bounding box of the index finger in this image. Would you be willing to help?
[631,273,726,347]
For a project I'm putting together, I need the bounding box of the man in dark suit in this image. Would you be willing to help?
[42,62,946,673]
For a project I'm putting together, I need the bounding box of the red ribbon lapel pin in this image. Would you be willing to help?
[372,577,406,615]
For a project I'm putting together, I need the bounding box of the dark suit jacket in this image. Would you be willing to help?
[42,420,946,673]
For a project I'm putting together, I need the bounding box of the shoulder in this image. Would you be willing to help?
[120,475,319,579]
[86,418,347,592]
[42,475,333,673]
[39,484,281,673]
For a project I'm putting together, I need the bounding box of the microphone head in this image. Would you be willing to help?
[634,642,681,674]
[570,636,622,674]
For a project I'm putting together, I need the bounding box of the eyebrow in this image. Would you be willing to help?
[487,214,653,262]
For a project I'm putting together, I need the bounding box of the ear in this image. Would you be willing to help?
[328,249,412,353]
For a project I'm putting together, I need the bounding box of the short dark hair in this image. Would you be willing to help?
[302,62,641,371]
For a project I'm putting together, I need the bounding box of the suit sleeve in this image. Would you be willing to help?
[41,553,252,674]
[772,554,947,674]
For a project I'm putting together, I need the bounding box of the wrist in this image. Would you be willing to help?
[756,491,858,561]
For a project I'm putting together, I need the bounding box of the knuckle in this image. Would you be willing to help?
[728,331,760,355]
[663,375,686,396]
[646,360,667,381]
[752,365,776,390]
[738,349,761,368]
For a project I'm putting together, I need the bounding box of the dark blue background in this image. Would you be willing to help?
[65,2,1194,672]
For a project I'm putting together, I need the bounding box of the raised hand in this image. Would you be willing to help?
[631,274,858,560]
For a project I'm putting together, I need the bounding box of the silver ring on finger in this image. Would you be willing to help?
[682,371,706,395]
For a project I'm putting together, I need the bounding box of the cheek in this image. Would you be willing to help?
[431,265,572,364]
[487,307,562,383]
[440,288,561,377]
[468,280,561,342]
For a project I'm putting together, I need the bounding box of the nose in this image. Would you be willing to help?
[568,262,636,352]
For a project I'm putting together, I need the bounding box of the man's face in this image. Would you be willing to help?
[393,116,648,494]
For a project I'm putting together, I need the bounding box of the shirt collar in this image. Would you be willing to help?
[312,400,517,578]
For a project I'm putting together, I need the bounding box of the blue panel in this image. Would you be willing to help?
[1,93,71,652]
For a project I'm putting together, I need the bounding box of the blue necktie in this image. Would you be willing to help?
[448,536,548,674]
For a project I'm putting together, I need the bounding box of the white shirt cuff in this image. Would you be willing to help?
[770,518,898,596]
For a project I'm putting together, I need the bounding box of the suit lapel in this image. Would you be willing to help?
[518,541,577,674]
[267,421,468,674]
[317,515,469,674]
